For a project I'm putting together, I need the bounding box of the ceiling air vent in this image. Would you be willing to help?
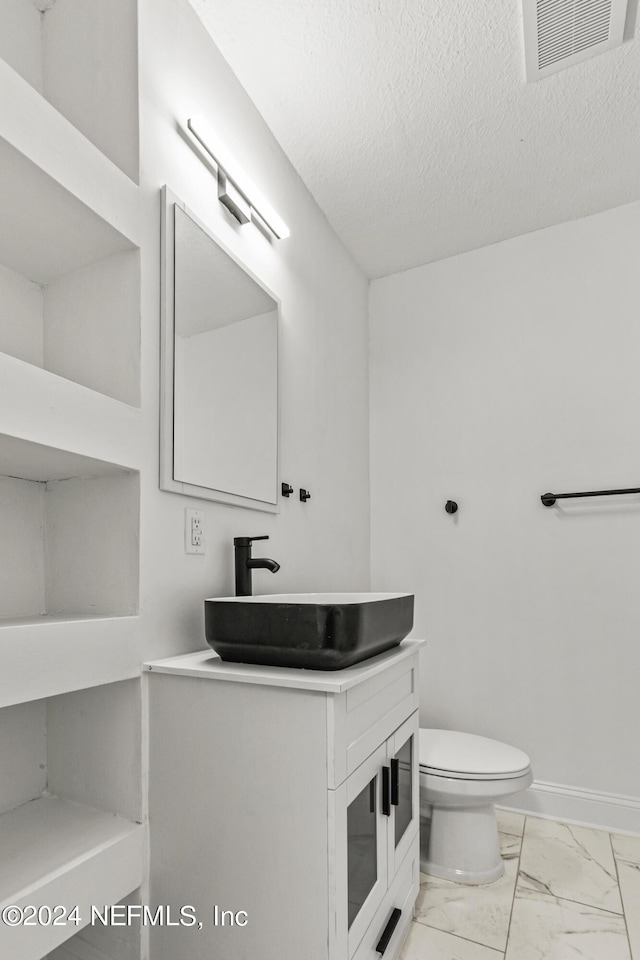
[522,0,629,80]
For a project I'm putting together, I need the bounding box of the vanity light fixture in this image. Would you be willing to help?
[186,117,290,240]
[217,170,250,225]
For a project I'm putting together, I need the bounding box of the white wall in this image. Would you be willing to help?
[137,0,371,660]
[0,0,43,93]
[44,250,140,406]
[44,473,140,617]
[0,263,43,366]
[42,0,140,181]
[0,700,46,814]
[370,201,640,804]
[0,476,45,618]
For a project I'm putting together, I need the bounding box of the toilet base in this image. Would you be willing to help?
[421,802,504,886]
[421,856,504,885]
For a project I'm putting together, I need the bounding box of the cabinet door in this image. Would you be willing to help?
[331,740,389,959]
[386,710,419,882]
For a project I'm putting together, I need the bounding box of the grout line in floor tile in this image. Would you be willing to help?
[524,888,627,916]
[610,830,635,960]
[515,880,626,918]
[502,813,526,956]
[515,883,626,918]
[413,915,506,955]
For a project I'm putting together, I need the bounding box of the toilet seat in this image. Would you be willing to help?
[419,728,531,781]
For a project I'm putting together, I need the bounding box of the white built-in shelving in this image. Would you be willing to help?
[0,798,144,960]
[0,683,145,960]
[0,1,143,695]
[0,426,141,707]
[0,55,141,409]
[0,0,139,184]
[0,3,144,957]
[0,615,141,710]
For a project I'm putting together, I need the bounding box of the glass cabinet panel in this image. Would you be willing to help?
[386,712,419,884]
[393,735,413,849]
[347,776,378,928]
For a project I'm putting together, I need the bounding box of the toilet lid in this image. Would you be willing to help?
[419,728,531,779]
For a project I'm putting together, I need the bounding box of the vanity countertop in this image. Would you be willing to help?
[144,638,425,693]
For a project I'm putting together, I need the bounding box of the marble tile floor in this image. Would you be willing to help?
[401,810,640,960]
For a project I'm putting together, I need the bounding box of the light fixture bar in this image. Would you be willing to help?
[187,117,290,239]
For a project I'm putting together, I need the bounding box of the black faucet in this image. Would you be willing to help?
[234,535,280,597]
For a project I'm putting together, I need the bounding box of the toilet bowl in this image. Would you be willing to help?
[419,728,532,885]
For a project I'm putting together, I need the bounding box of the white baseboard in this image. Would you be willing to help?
[498,779,640,836]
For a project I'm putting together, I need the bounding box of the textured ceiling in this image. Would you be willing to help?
[188,0,640,279]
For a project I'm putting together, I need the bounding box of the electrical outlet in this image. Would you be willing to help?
[185,508,205,555]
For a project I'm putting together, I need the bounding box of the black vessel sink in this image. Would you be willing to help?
[204,592,414,670]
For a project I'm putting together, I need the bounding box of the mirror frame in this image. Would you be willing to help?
[160,186,280,511]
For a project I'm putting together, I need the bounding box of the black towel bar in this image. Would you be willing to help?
[541,487,640,507]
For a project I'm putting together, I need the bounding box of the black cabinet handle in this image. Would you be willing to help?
[381,766,391,816]
[375,907,402,955]
[390,758,399,806]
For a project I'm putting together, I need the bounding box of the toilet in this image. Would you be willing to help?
[419,728,533,885]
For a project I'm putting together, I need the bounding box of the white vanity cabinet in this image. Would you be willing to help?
[146,639,424,960]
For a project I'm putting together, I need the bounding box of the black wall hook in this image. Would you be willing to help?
[300,489,311,502]
[445,500,458,514]
[281,482,294,498]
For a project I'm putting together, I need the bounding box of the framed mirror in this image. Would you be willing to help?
[160,187,279,510]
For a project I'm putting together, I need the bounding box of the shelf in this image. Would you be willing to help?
[0,359,143,472]
[0,616,140,709]
[0,433,140,673]
[0,1,139,184]
[0,58,139,264]
[0,796,144,960]
[0,59,141,407]
[0,162,140,405]
[0,131,137,284]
